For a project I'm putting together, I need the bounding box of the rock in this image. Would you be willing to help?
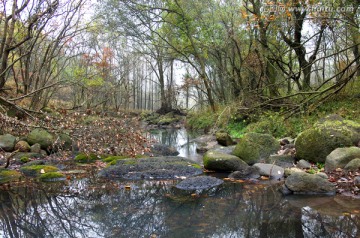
[30,143,42,153]
[325,147,360,171]
[285,172,336,195]
[175,176,223,190]
[196,141,218,154]
[284,167,304,177]
[99,156,202,180]
[279,184,293,195]
[344,158,360,171]
[296,159,312,169]
[20,165,59,177]
[13,152,45,161]
[149,143,179,156]
[266,155,295,168]
[53,133,73,151]
[26,128,54,150]
[0,169,21,184]
[354,176,360,186]
[203,150,248,172]
[253,163,284,179]
[215,132,234,146]
[14,141,31,152]
[295,115,360,163]
[228,166,260,179]
[316,172,328,179]
[232,133,280,165]
[0,134,16,152]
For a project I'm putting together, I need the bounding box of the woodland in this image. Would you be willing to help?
[0,0,359,149]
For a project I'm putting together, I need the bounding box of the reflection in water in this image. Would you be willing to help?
[147,129,202,163]
[0,176,359,238]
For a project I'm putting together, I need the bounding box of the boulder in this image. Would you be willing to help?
[295,115,360,163]
[266,154,295,168]
[232,133,280,165]
[354,176,360,186]
[99,156,202,180]
[325,147,360,171]
[344,158,360,171]
[53,133,73,151]
[175,176,223,190]
[26,128,54,150]
[14,140,31,152]
[296,159,312,169]
[0,134,16,152]
[253,163,284,179]
[203,150,248,172]
[284,167,305,177]
[285,172,336,195]
[30,143,42,153]
[215,132,234,146]
[228,166,260,179]
[149,143,179,156]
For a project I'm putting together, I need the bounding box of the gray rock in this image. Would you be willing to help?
[296,159,312,169]
[285,172,336,195]
[232,133,280,165]
[279,184,293,195]
[148,143,179,156]
[266,154,295,168]
[175,176,223,190]
[325,147,360,171]
[354,176,360,186]
[284,167,305,177]
[0,134,16,152]
[53,133,73,151]
[99,156,202,180]
[203,150,249,172]
[30,143,42,153]
[344,158,360,171]
[228,166,260,179]
[253,163,284,180]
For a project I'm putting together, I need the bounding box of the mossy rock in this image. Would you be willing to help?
[215,132,234,146]
[203,150,248,172]
[232,133,280,165]
[53,133,73,151]
[296,116,360,163]
[103,155,130,165]
[20,165,59,177]
[13,152,45,161]
[344,158,360,171]
[26,128,54,150]
[15,140,31,152]
[39,172,66,182]
[0,169,22,183]
[0,134,16,152]
[74,153,100,163]
[325,147,360,171]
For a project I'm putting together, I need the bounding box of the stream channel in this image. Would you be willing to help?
[0,129,359,237]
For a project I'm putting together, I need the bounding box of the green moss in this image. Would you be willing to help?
[20,165,59,177]
[20,156,30,163]
[191,163,202,169]
[39,172,65,182]
[232,133,280,165]
[102,155,129,163]
[0,169,21,183]
[74,153,100,163]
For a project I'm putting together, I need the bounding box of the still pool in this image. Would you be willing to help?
[0,175,359,238]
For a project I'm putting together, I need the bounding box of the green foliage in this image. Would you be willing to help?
[186,109,216,131]
[103,155,129,164]
[227,120,248,138]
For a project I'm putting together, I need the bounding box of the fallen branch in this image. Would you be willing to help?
[3,150,19,169]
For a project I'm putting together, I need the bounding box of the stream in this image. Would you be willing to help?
[0,129,359,237]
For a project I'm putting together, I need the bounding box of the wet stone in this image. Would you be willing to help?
[175,176,224,191]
